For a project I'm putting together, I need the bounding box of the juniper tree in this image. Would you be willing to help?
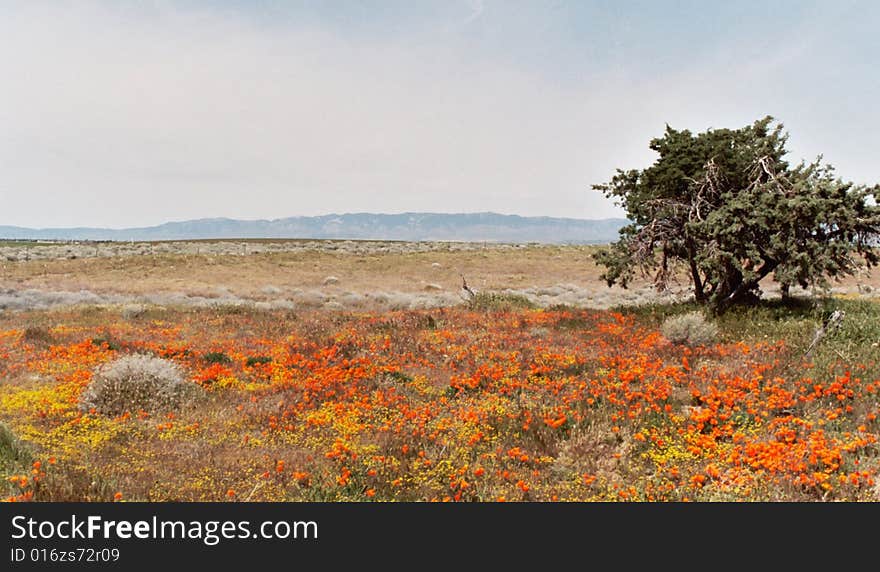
[593,116,880,312]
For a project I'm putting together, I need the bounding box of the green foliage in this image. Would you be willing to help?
[383,370,414,383]
[620,296,880,375]
[0,422,32,471]
[90,335,120,351]
[594,116,880,312]
[203,351,232,364]
[0,423,35,499]
[713,297,880,372]
[245,355,272,367]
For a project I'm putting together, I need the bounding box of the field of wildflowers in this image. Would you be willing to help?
[1,299,878,502]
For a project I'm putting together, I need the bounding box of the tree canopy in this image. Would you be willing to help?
[593,116,880,311]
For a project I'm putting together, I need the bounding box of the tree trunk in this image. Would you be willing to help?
[715,261,778,312]
[713,262,743,305]
[655,245,669,291]
[686,239,706,302]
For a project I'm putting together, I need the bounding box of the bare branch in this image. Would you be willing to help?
[804,309,845,358]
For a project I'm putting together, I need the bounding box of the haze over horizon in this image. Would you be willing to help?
[2,210,627,232]
[2,1,878,228]
[0,211,630,243]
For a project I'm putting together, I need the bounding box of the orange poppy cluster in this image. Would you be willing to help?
[1,306,877,501]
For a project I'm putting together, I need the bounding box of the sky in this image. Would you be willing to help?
[1,0,878,229]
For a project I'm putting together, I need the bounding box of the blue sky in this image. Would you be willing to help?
[1,1,878,228]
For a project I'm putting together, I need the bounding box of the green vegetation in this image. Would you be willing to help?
[203,351,233,364]
[594,116,880,312]
[0,422,32,472]
[619,296,880,375]
[0,422,34,499]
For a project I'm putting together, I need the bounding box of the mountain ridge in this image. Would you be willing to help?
[0,212,628,243]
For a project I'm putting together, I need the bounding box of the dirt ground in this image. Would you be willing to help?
[0,241,599,295]
[1,239,879,311]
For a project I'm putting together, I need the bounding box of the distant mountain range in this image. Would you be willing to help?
[0,212,628,244]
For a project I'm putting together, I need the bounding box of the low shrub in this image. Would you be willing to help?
[660,311,718,346]
[79,355,202,416]
[22,326,55,346]
[121,304,147,320]
[466,292,536,311]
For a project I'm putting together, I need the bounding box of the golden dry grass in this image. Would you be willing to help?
[3,241,878,305]
[0,243,607,298]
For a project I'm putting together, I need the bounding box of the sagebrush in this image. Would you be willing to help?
[660,311,718,346]
[79,354,202,416]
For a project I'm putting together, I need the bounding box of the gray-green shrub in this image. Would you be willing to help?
[80,355,202,416]
[661,312,718,346]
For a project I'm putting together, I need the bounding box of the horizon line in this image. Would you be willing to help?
[1,211,630,232]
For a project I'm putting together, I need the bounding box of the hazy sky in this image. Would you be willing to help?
[1,1,878,228]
